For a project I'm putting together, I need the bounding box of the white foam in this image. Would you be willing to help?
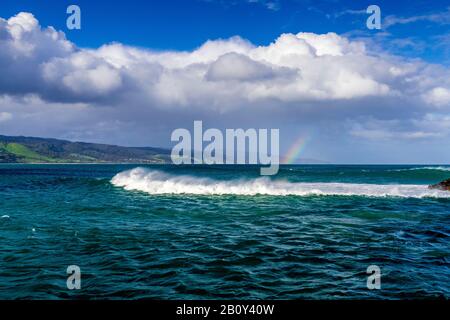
[392,166,450,172]
[111,168,450,198]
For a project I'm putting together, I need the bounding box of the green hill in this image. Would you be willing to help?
[0,135,171,164]
[0,142,56,162]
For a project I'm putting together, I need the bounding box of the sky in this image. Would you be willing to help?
[0,0,449,163]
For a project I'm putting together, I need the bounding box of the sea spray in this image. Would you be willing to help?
[111,167,450,198]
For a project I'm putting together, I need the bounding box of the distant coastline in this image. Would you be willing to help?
[0,135,171,164]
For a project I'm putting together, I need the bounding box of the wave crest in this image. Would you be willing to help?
[391,166,450,172]
[111,168,450,198]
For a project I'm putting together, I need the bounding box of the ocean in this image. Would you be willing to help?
[0,164,449,299]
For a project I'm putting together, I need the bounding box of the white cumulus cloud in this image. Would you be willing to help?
[1,12,449,110]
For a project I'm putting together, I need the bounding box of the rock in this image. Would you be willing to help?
[428,179,450,191]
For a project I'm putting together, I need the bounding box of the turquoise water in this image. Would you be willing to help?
[0,164,449,299]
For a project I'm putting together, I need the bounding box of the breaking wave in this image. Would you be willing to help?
[111,168,450,198]
[391,166,450,172]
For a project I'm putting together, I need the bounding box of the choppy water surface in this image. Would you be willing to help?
[0,164,449,299]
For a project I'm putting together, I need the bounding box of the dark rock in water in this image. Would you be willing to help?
[428,179,450,191]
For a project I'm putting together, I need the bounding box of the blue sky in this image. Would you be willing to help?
[0,0,449,163]
[1,0,449,62]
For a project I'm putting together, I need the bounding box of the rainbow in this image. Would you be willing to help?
[282,136,309,164]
